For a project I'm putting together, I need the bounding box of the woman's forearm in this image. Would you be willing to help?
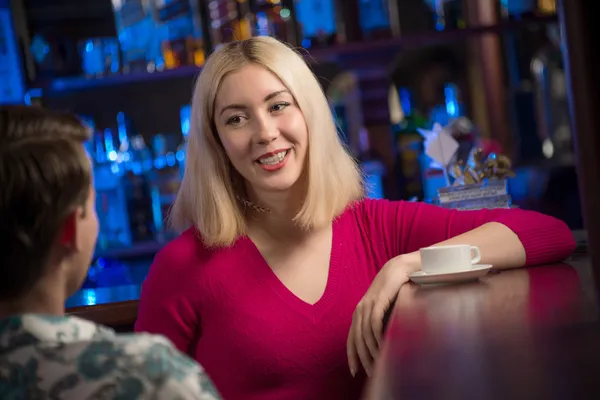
[395,222,526,273]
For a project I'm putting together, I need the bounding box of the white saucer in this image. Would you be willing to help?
[408,264,493,285]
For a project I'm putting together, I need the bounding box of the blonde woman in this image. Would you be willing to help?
[135,37,575,400]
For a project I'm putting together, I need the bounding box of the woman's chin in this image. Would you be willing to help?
[252,175,302,194]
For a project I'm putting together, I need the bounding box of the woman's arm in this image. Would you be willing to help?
[392,221,526,275]
[359,199,575,270]
[348,199,576,376]
[134,235,201,356]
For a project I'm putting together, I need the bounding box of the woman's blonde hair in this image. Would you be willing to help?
[170,36,364,247]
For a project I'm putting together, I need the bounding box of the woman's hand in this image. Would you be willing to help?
[346,253,420,377]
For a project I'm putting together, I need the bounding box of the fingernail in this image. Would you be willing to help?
[350,366,356,377]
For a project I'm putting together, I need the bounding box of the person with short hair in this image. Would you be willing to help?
[0,105,221,400]
[135,36,575,400]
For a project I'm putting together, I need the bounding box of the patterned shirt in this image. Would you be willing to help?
[0,314,221,399]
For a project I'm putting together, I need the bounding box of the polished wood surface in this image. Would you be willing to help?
[558,0,600,293]
[67,301,138,332]
[64,259,150,331]
[366,255,599,399]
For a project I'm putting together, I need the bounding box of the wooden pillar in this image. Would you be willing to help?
[464,0,513,156]
[333,0,362,43]
[558,0,600,294]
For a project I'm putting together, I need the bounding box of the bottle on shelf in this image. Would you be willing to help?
[154,0,206,69]
[357,0,393,39]
[499,0,537,20]
[422,0,466,31]
[207,0,254,49]
[531,23,573,165]
[78,115,97,156]
[358,126,386,199]
[177,104,191,180]
[537,0,556,15]
[392,87,428,201]
[294,0,337,48]
[116,113,158,244]
[94,128,133,252]
[150,133,181,241]
[116,112,133,171]
[250,0,297,44]
[428,82,464,127]
[112,0,160,73]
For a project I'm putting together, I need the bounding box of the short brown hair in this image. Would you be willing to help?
[0,105,92,300]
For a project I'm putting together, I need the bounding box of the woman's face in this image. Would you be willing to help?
[214,64,308,197]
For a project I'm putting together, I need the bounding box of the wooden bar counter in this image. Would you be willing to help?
[365,253,599,399]
[65,258,151,332]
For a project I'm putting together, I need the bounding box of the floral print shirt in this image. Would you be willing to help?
[0,314,221,399]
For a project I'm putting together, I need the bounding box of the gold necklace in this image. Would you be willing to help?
[236,195,271,213]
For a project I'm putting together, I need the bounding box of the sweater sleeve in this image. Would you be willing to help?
[134,230,202,356]
[358,199,575,266]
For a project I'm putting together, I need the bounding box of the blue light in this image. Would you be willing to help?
[399,88,411,115]
[154,156,167,169]
[444,84,460,118]
[84,290,97,306]
[180,105,191,137]
[166,153,176,167]
[151,186,163,232]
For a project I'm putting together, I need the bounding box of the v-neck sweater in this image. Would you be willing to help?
[134,199,575,400]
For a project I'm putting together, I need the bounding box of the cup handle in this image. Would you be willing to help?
[470,246,481,265]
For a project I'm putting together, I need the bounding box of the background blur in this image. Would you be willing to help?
[1,0,582,303]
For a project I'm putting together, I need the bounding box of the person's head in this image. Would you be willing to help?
[171,37,363,246]
[0,105,98,305]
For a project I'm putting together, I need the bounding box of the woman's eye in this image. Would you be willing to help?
[226,116,243,125]
[270,102,290,113]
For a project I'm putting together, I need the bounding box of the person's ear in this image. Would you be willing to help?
[58,211,78,248]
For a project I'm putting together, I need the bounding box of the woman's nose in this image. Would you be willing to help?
[254,117,279,145]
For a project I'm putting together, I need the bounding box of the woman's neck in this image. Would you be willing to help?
[246,185,307,240]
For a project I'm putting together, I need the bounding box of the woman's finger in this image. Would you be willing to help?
[362,299,379,360]
[353,304,373,376]
[370,298,387,347]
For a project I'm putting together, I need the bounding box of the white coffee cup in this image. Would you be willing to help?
[419,245,482,274]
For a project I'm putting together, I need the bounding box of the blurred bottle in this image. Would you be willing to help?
[251,0,297,44]
[112,0,158,73]
[150,134,181,241]
[358,126,386,199]
[208,0,254,49]
[392,87,427,200]
[155,0,206,69]
[429,82,465,127]
[177,104,191,180]
[424,0,466,31]
[537,0,556,15]
[294,0,337,48]
[358,0,393,39]
[117,113,157,243]
[78,115,97,156]
[499,0,536,19]
[531,24,573,165]
[94,128,132,251]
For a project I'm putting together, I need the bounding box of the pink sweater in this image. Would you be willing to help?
[134,199,575,400]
